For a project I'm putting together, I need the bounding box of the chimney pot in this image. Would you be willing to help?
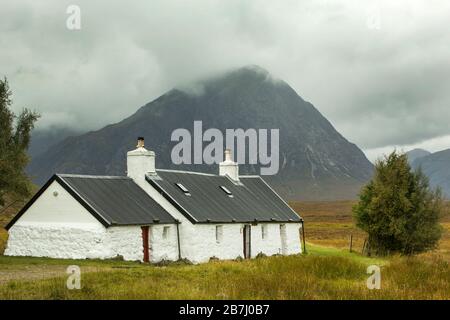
[224,148,232,161]
[137,137,145,148]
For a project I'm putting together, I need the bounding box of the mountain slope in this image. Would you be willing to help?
[28,127,83,159]
[28,66,373,200]
[411,149,450,197]
[406,148,431,165]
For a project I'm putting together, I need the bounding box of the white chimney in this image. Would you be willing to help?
[219,149,239,181]
[127,137,155,182]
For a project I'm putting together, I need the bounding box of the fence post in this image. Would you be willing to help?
[349,234,353,253]
[301,220,307,254]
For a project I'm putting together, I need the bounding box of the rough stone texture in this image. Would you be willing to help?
[106,226,143,261]
[251,223,301,257]
[149,224,179,262]
[5,223,107,259]
[173,222,302,263]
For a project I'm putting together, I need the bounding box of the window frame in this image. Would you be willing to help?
[215,225,224,243]
[261,225,268,240]
[162,226,170,240]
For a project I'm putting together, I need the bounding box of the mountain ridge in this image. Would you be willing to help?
[28,66,374,200]
[411,148,450,197]
[406,148,431,165]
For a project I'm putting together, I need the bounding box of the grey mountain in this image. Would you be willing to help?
[27,66,374,200]
[28,127,83,159]
[411,149,450,198]
[406,148,431,165]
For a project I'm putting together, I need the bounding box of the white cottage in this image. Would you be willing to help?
[5,138,304,263]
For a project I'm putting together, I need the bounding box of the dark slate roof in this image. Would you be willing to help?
[6,174,177,230]
[146,170,302,223]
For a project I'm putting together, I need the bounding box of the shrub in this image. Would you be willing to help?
[353,151,443,255]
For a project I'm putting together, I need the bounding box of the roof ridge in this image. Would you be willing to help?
[239,175,261,178]
[57,173,129,179]
[156,169,262,179]
[156,169,218,177]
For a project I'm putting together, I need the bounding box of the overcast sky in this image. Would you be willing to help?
[1,0,449,161]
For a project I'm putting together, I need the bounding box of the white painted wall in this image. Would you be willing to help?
[251,223,281,256]
[4,181,109,259]
[149,224,179,262]
[12,181,104,227]
[106,226,143,261]
[105,224,180,263]
[160,222,302,264]
[182,224,243,263]
[5,223,108,259]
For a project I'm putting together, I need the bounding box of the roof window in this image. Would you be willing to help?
[175,183,191,196]
[220,186,233,197]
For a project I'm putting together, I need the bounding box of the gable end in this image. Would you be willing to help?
[5,175,110,230]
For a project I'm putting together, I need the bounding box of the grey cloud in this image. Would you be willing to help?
[1,0,450,153]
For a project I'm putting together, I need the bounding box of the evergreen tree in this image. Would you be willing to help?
[0,78,40,206]
[354,151,443,255]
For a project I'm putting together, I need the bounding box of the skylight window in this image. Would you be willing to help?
[220,186,233,197]
[175,183,191,196]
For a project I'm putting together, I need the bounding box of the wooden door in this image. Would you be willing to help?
[141,226,150,263]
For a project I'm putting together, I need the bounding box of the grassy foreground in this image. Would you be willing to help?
[0,244,448,300]
[1,200,449,299]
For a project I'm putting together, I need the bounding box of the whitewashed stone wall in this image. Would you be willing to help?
[5,223,108,259]
[106,224,180,263]
[170,222,302,264]
[285,223,302,255]
[251,223,281,257]
[250,223,302,257]
[179,224,243,263]
[106,226,143,261]
[149,224,179,262]
[4,181,109,259]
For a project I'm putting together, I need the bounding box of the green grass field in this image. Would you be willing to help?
[0,200,449,299]
[0,244,448,299]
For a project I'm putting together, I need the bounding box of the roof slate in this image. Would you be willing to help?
[58,174,177,225]
[147,170,301,223]
[7,170,301,230]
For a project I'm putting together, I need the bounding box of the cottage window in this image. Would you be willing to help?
[162,226,170,239]
[261,225,268,240]
[216,225,223,243]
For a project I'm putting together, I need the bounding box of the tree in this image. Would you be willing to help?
[0,78,40,206]
[353,151,443,255]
